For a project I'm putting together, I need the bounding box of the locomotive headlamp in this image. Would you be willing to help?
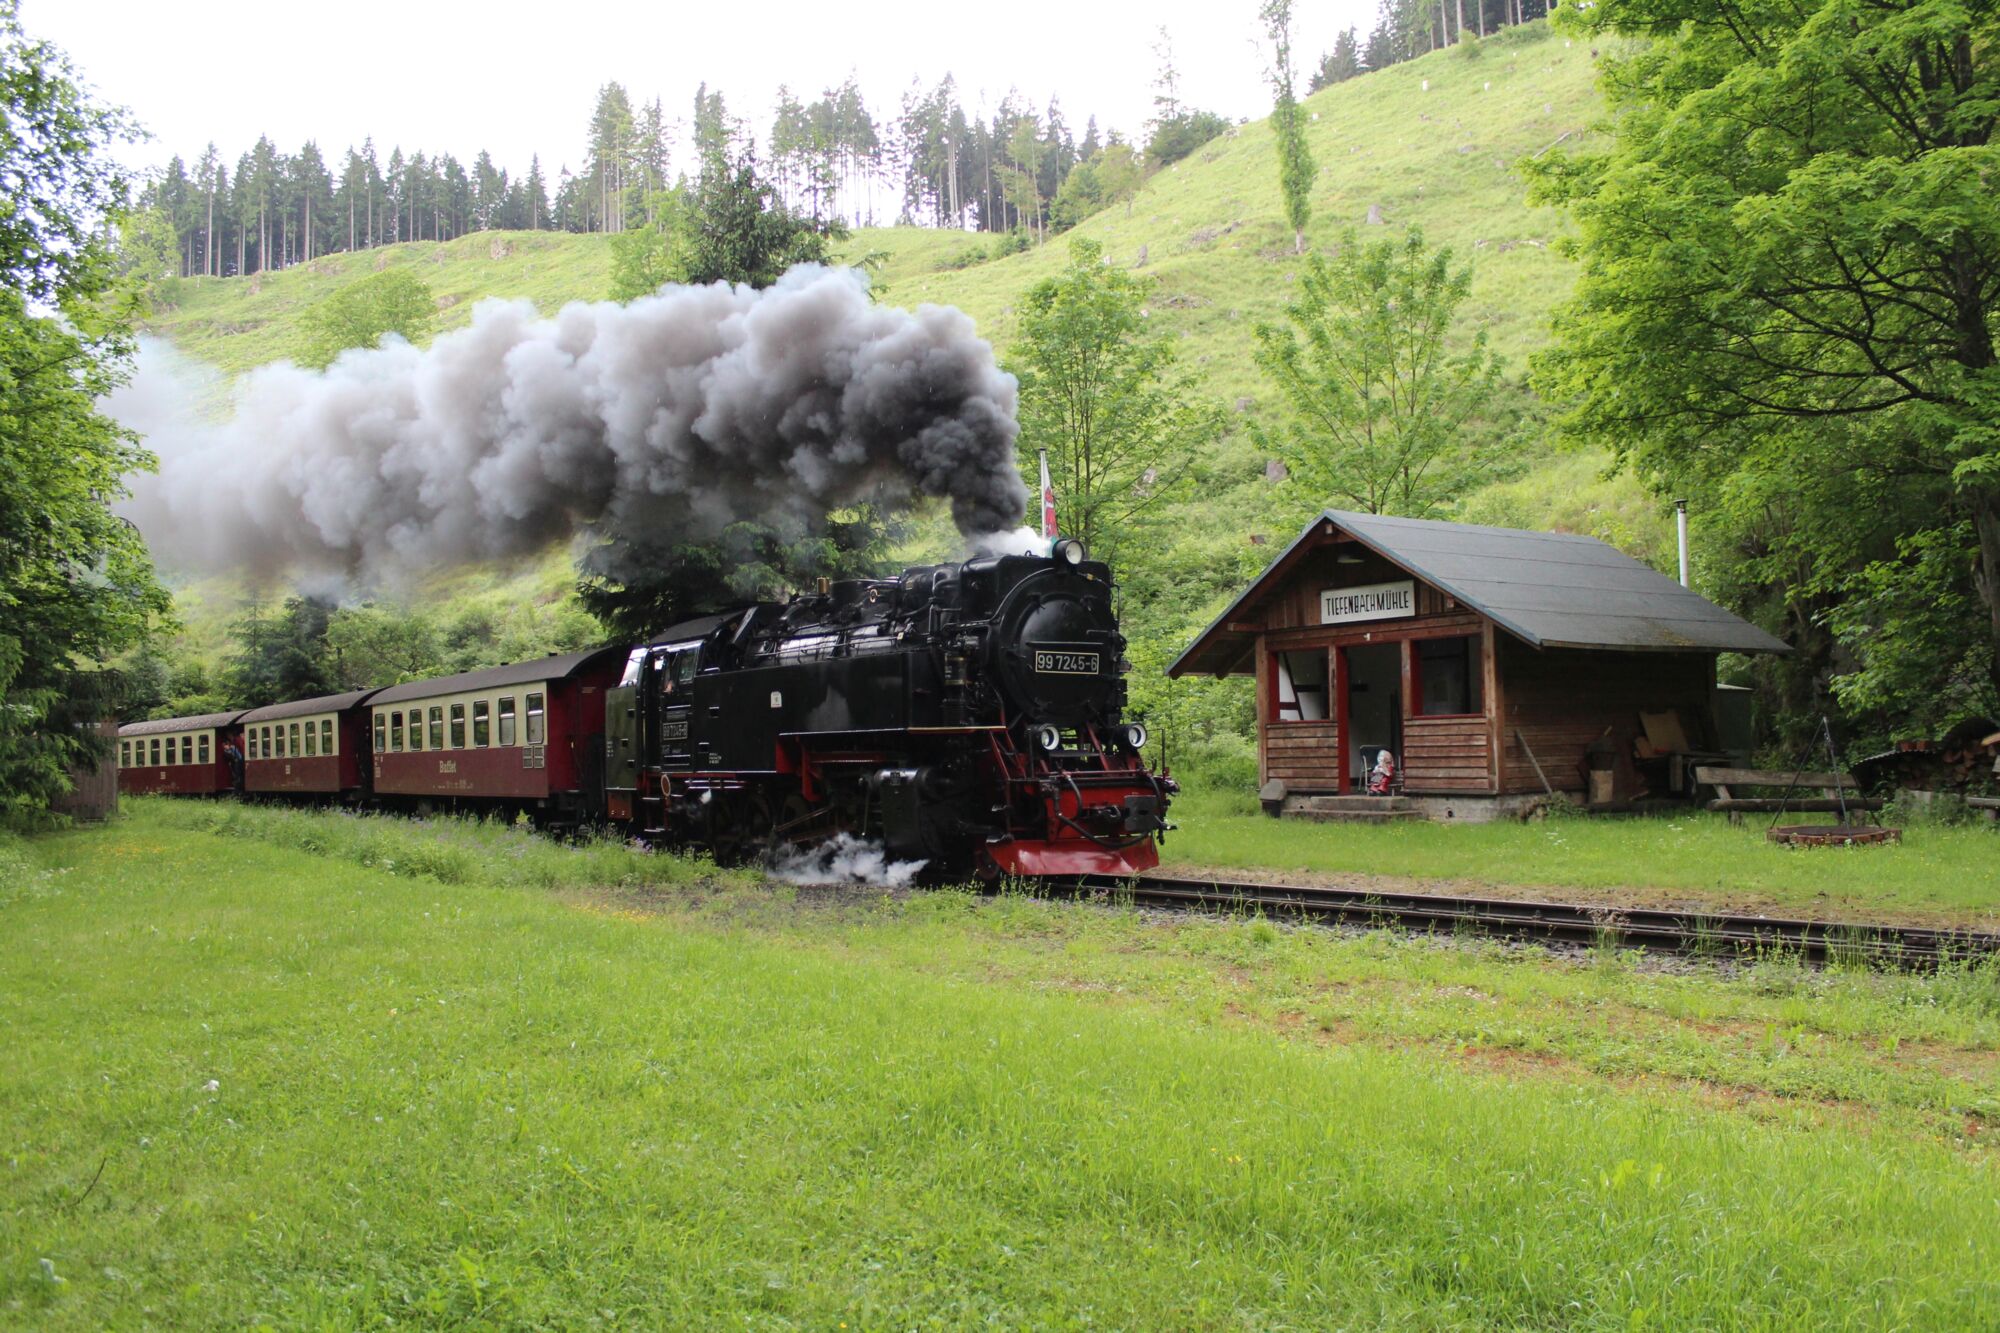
[1053,538,1087,566]
[1124,723,1148,751]
[1033,723,1063,752]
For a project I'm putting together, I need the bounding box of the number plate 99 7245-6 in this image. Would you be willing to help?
[1033,649,1100,675]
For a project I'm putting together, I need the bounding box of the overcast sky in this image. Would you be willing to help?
[31,0,1378,184]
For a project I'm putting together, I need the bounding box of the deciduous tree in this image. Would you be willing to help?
[1009,239,1221,560]
[1254,227,1503,518]
[1530,0,2000,721]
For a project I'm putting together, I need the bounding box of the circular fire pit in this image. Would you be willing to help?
[1767,824,1902,847]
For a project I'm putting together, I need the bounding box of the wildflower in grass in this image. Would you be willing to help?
[201,1079,219,1092]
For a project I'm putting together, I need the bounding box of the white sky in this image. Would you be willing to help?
[30,0,1377,183]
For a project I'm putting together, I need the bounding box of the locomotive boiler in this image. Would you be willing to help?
[603,539,1174,877]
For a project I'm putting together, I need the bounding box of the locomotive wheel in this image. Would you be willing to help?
[705,792,754,867]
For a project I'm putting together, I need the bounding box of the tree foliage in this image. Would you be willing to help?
[1260,0,1318,254]
[1253,227,1504,518]
[0,0,171,814]
[298,270,435,368]
[1009,239,1222,561]
[1529,0,2000,731]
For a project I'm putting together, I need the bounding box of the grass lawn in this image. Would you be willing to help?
[3,802,1998,1327]
[1163,787,2000,928]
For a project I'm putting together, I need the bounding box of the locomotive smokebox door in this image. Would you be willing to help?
[987,568,1122,726]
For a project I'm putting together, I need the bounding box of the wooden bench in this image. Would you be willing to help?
[1969,795,2000,823]
[1693,766,1884,823]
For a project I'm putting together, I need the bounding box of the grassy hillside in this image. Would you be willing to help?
[134,24,1658,698]
[149,24,1599,389]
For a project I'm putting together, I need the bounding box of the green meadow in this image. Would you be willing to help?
[1163,789,2000,928]
[3,802,1997,1327]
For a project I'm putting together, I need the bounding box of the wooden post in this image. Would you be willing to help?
[1253,637,1271,788]
[1482,620,1502,793]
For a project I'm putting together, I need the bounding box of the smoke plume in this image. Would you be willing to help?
[116,266,1027,582]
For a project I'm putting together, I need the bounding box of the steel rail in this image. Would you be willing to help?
[1057,871,2000,970]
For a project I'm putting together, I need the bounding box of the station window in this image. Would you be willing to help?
[199,734,211,765]
[290,722,302,756]
[1274,649,1330,722]
[497,697,516,746]
[525,693,545,746]
[390,712,405,752]
[150,738,161,766]
[472,700,490,748]
[449,703,466,749]
[322,719,334,756]
[1418,636,1482,716]
[373,713,386,753]
[428,706,443,750]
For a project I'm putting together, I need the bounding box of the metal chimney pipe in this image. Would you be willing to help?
[1674,499,1690,588]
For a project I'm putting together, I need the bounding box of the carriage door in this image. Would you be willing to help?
[656,647,698,771]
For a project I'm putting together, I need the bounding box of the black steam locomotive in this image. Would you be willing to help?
[121,541,1174,879]
[604,539,1174,876]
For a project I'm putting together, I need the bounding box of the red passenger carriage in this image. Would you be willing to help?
[239,689,382,799]
[117,711,247,796]
[367,647,623,823]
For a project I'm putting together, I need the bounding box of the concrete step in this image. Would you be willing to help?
[1292,794,1412,813]
[1287,807,1425,824]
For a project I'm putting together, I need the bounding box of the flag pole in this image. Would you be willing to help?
[1038,448,1057,541]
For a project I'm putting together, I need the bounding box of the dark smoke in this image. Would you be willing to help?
[115,266,1027,582]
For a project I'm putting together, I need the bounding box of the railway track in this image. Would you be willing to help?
[1062,871,2000,970]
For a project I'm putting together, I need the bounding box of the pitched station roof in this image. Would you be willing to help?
[1171,510,1790,678]
[368,645,624,706]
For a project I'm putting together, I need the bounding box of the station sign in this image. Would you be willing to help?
[1320,579,1416,625]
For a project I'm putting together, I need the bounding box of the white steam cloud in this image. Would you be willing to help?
[767,833,929,888]
[114,266,1028,581]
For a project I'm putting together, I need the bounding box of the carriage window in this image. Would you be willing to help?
[151,738,162,766]
[472,700,490,748]
[407,710,422,751]
[428,706,443,750]
[120,741,131,767]
[450,703,466,748]
[525,693,545,745]
[305,721,318,756]
[199,735,211,765]
[497,697,516,746]
[373,713,386,752]
[290,722,302,756]
[262,727,273,759]
[1274,650,1330,722]
[1418,636,1482,716]
[323,718,335,756]
[390,712,405,752]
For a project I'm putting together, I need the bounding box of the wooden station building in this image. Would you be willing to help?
[1170,511,1789,818]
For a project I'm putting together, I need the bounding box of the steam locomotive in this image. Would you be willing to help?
[118,540,1175,879]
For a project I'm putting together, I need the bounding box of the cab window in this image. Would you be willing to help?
[472,700,491,748]
[497,697,516,746]
[525,693,545,745]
